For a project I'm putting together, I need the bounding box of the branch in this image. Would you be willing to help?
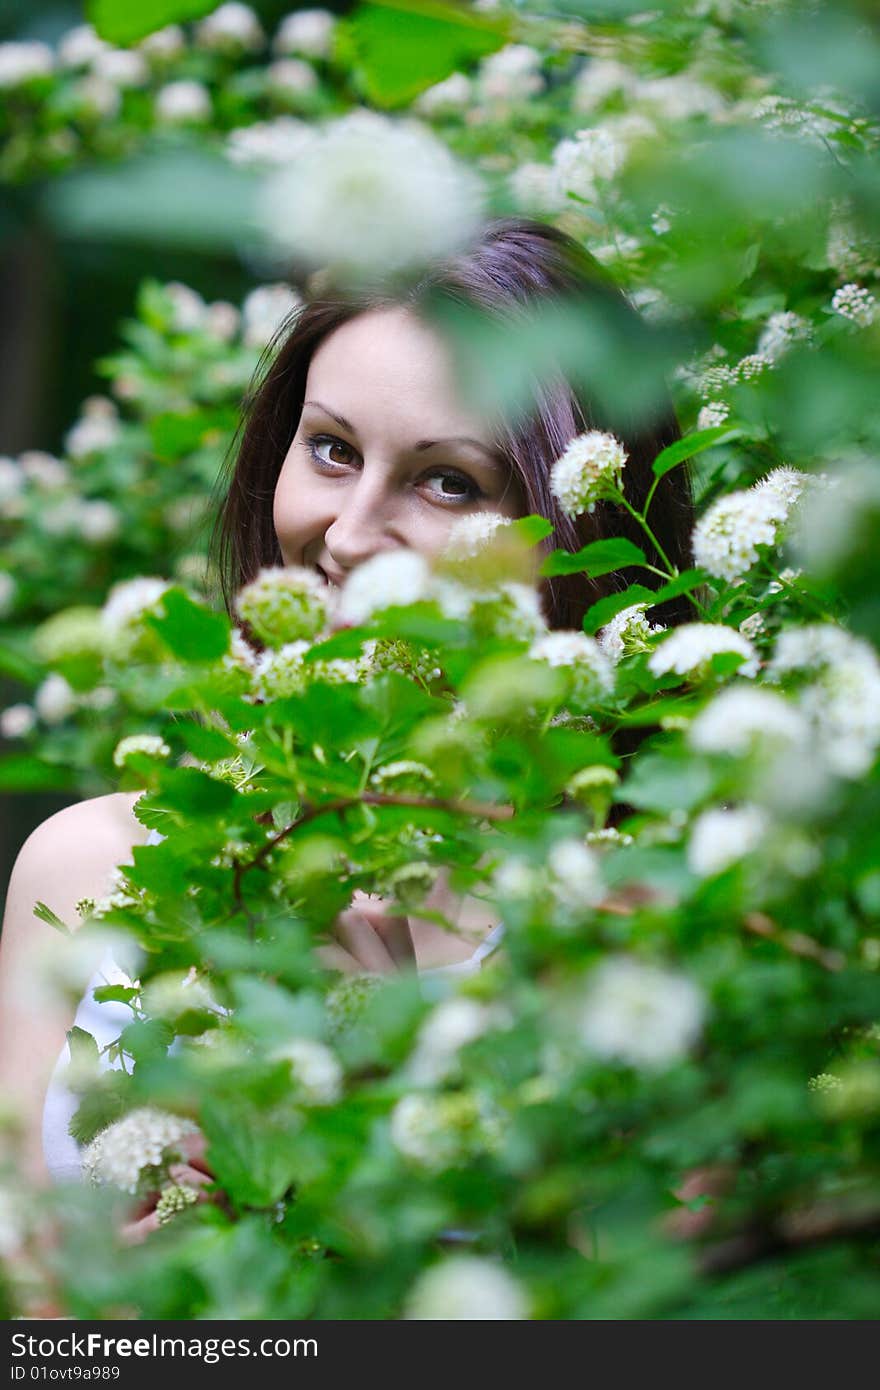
[743,911,845,973]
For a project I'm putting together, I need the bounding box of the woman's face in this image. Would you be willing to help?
[273,306,526,585]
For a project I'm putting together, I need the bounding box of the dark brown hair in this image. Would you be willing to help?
[208,217,693,633]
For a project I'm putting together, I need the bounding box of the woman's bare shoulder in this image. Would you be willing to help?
[9,790,152,922]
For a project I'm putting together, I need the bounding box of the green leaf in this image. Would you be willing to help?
[201,1098,301,1209]
[119,1018,175,1066]
[92,985,139,1006]
[67,1026,100,1071]
[88,0,216,46]
[583,585,658,634]
[541,538,647,579]
[652,428,743,479]
[149,410,235,461]
[33,901,71,935]
[513,514,554,546]
[0,641,41,684]
[174,720,240,764]
[68,1075,128,1146]
[651,569,708,603]
[621,753,716,813]
[146,588,231,663]
[347,0,508,108]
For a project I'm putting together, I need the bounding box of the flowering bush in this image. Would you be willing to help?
[1,0,880,1323]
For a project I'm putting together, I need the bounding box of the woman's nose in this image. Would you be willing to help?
[323,471,399,573]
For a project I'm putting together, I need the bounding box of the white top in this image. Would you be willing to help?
[42,826,504,1181]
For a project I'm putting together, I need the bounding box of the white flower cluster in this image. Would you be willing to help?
[577,956,706,1069]
[270,1038,343,1105]
[65,396,121,458]
[227,115,313,167]
[155,80,211,123]
[83,1107,200,1194]
[508,161,566,214]
[273,8,336,60]
[195,3,263,53]
[687,804,767,877]
[477,44,544,104]
[113,733,171,768]
[648,623,758,680]
[697,401,730,431]
[266,58,318,97]
[0,41,53,88]
[688,685,808,756]
[549,431,627,518]
[407,998,497,1086]
[235,565,329,648]
[414,72,472,118]
[34,673,77,725]
[241,283,301,347]
[529,630,615,705]
[390,1091,501,1169]
[101,576,170,656]
[757,310,812,362]
[405,1256,528,1320]
[692,466,811,583]
[597,603,665,662]
[259,112,484,281]
[770,624,880,777]
[547,838,604,915]
[443,512,512,559]
[552,127,626,203]
[831,282,876,327]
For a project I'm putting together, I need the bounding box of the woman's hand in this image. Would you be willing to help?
[120,1131,217,1245]
[315,890,416,976]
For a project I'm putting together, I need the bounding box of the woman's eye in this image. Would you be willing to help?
[422,471,481,503]
[308,436,355,467]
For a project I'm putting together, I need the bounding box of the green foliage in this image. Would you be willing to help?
[346,0,508,108]
[89,0,218,47]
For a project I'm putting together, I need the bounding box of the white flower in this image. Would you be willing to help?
[493,856,539,900]
[771,624,880,778]
[651,204,673,235]
[697,362,739,399]
[38,498,83,537]
[155,80,211,123]
[736,352,772,382]
[273,8,336,59]
[203,300,240,343]
[251,640,310,700]
[692,488,785,583]
[466,582,547,642]
[270,1038,343,1104]
[405,1256,528,1320]
[65,397,121,458]
[195,3,264,53]
[0,571,15,617]
[57,25,108,69]
[753,466,812,512]
[164,281,206,332]
[101,576,169,653]
[336,550,432,626]
[770,623,863,675]
[547,838,603,914]
[18,450,67,489]
[82,1108,200,1194]
[572,58,636,112]
[92,48,148,87]
[35,673,77,725]
[552,126,625,202]
[577,956,706,1069]
[235,565,329,647]
[509,161,565,213]
[831,283,876,328]
[1,703,36,739]
[241,283,301,347]
[139,26,186,60]
[444,512,512,559]
[71,74,120,118]
[598,604,664,662]
[529,630,615,703]
[477,44,544,103]
[636,73,725,121]
[0,456,24,503]
[648,623,758,680]
[549,430,627,517]
[757,310,812,362]
[790,458,878,577]
[688,804,766,877]
[407,998,496,1086]
[689,685,808,756]
[0,1185,25,1258]
[227,116,314,167]
[259,113,484,282]
[696,401,729,430]
[0,41,53,87]
[80,499,122,543]
[266,58,318,96]
[389,1092,499,1169]
[414,72,472,117]
[113,734,171,768]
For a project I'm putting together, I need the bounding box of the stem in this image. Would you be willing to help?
[617,494,678,578]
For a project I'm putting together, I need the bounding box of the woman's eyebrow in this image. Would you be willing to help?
[303,400,502,467]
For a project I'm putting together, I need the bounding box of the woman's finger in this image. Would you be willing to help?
[333,906,398,973]
[314,941,363,975]
[350,892,415,968]
[166,1162,214,1191]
